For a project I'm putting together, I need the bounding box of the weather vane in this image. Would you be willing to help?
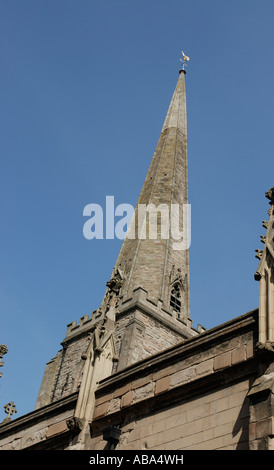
[180,51,190,71]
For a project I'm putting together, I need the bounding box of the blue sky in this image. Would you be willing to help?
[1,0,274,419]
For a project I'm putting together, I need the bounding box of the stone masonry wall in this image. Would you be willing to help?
[36,333,90,409]
[93,380,250,450]
[90,314,257,450]
[51,335,90,402]
[114,308,184,371]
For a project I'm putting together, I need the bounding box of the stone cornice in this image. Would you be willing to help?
[97,308,258,394]
[0,392,78,438]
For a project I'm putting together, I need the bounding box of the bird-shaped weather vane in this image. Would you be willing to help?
[180,51,190,71]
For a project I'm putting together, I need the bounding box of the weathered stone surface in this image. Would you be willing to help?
[92,375,251,450]
[89,311,258,450]
[46,420,68,438]
[121,391,134,408]
[155,376,170,395]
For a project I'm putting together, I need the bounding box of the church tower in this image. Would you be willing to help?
[35,65,201,417]
[2,60,273,453]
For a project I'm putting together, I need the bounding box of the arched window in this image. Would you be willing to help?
[170,284,181,313]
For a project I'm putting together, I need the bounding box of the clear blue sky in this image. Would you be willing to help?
[1,0,274,419]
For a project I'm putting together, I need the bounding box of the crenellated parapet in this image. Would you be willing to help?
[63,310,104,343]
[64,268,125,344]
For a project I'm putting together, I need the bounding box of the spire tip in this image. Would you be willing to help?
[179,51,189,74]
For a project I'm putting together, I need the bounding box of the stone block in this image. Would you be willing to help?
[246,340,254,359]
[155,376,170,395]
[195,358,213,376]
[202,428,214,442]
[231,346,245,364]
[121,391,134,408]
[209,396,229,414]
[186,403,209,422]
[215,409,234,427]
[213,422,232,438]
[132,375,152,390]
[113,383,132,399]
[249,422,256,441]
[133,382,155,403]
[93,401,109,419]
[95,391,114,405]
[195,414,215,432]
[153,365,175,381]
[255,417,274,439]
[107,397,120,414]
[214,351,231,370]
[46,420,68,438]
[249,397,272,423]
[196,435,224,450]
[22,429,47,449]
[170,366,195,388]
[228,390,247,409]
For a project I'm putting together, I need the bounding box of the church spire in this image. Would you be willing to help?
[102,66,193,337]
[35,64,199,411]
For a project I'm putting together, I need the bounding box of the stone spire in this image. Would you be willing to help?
[34,67,200,415]
[104,70,190,319]
[97,68,200,374]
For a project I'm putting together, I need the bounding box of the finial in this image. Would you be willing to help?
[2,401,17,423]
[180,51,190,74]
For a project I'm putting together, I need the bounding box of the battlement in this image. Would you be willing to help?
[62,286,206,346]
[63,308,104,343]
[118,286,205,338]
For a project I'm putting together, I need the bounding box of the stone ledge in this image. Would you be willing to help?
[46,420,69,439]
[92,360,257,423]
[0,392,78,438]
[97,309,258,396]
[93,310,258,423]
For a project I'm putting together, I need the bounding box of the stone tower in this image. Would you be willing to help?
[35,68,201,423]
[2,67,274,453]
